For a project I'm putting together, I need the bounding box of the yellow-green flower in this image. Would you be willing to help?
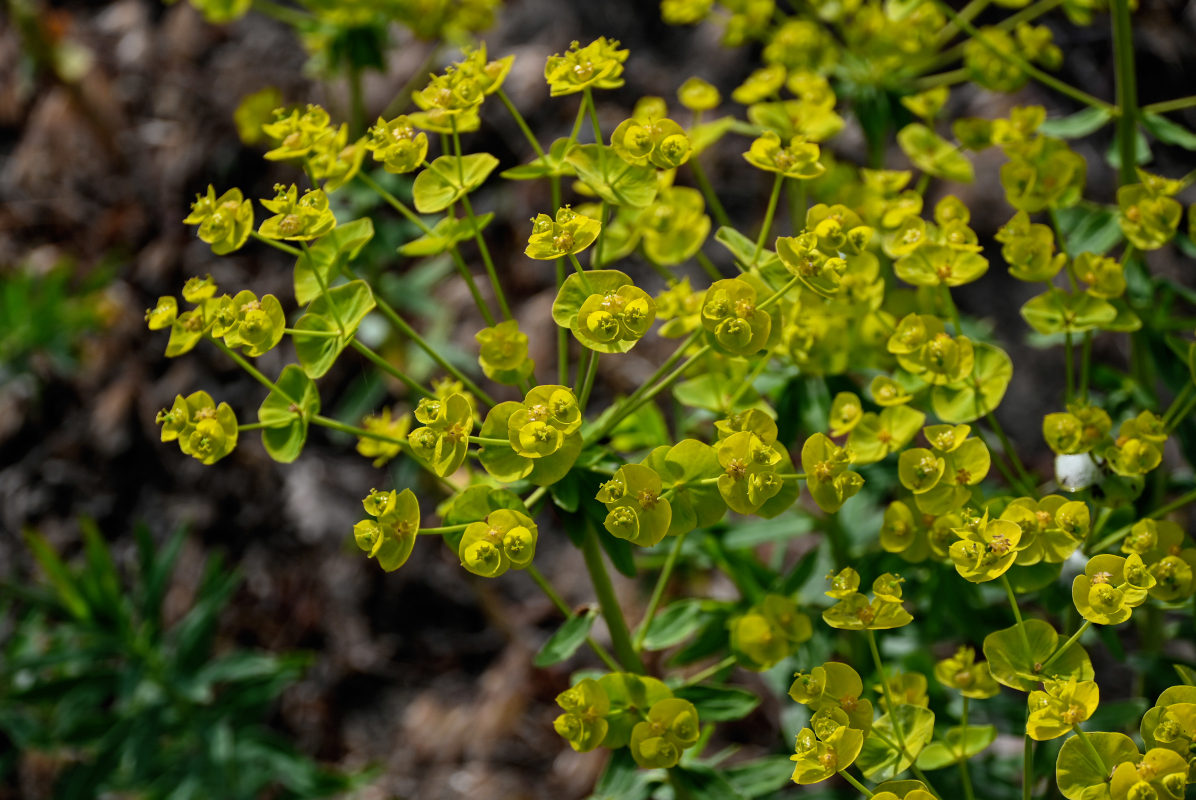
[183,186,254,255]
[544,37,629,96]
[744,131,825,179]
[1027,679,1099,740]
[258,184,336,241]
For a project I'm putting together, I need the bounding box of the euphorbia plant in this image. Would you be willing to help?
[148,0,1196,794]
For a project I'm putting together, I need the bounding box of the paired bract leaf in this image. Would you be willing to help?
[257,365,320,463]
[412,153,500,213]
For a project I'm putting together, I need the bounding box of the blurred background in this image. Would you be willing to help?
[3,0,1196,797]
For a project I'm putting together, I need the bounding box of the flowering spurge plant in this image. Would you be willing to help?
[149,4,1196,794]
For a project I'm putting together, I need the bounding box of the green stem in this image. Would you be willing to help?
[690,157,732,230]
[451,117,513,321]
[311,414,406,449]
[941,284,964,336]
[495,87,546,159]
[984,406,1035,493]
[959,696,976,800]
[838,769,874,798]
[681,654,736,687]
[366,289,496,407]
[418,524,469,535]
[525,565,622,672]
[467,435,511,447]
[1023,731,1034,800]
[1142,95,1196,115]
[358,172,497,327]
[583,87,602,142]
[633,531,689,651]
[1072,725,1108,778]
[1040,620,1091,673]
[1162,383,1195,427]
[933,0,1117,114]
[1089,488,1196,552]
[236,421,272,432]
[915,68,970,90]
[1001,574,1033,654]
[696,251,723,281]
[1110,0,1139,186]
[350,340,434,398]
[936,0,991,45]
[580,521,645,673]
[210,338,292,401]
[1166,389,1196,434]
[753,173,785,266]
[250,230,302,257]
[866,629,909,757]
[1079,331,1093,401]
[578,350,600,411]
[283,327,338,337]
[1065,331,1075,403]
[251,0,312,26]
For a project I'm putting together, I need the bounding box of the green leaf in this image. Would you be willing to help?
[589,748,653,800]
[534,607,597,667]
[1021,289,1116,335]
[984,619,1093,691]
[858,704,936,780]
[722,755,797,798]
[24,531,89,620]
[1038,107,1113,139]
[931,342,1012,424]
[714,225,781,271]
[641,599,706,650]
[674,684,761,722]
[1106,128,1151,169]
[398,213,492,257]
[670,765,748,800]
[293,280,376,378]
[1141,112,1196,150]
[1054,204,1124,256]
[293,218,375,305]
[257,365,320,463]
[1055,731,1137,800]
[565,144,658,208]
[915,725,996,770]
[551,269,633,329]
[501,137,576,180]
[411,153,500,213]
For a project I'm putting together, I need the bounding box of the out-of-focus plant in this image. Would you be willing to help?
[0,262,108,382]
[0,522,362,799]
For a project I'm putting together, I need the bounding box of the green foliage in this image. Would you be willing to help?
[1,523,359,799]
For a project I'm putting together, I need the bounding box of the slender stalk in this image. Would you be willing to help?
[1023,731,1034,800]
[984,406,1035,493]
[583,87,602,142]
[350,340,434,398]
[467,435,511,447]
[1166,389,1196,434]
[633,531,689,651]
[580,521,645,673]
[866,629,909,758]
[1040,620,1091,673]
[311,414,406,449]
[357,172,497,326]
[998,0,1064,31]
[526,565,621,672]
[586,330,703,445]
[933,0,1117,114]
[1089,488,1196,552]
[681,654,736,687]
[210,338,292,401]
[578,350,600,411]
[915,68,970,90]
[451,117,513,321]
[236,421,273,432]
[753,173,785,266]
[1001,574,1033,655]
[1065,331,1075,403]
[1162,383,1195,428]
[1079,331,1093,401]
[696,251,723,281]
[367,290,496,407]
[1142,95,1196,115]
[1072,726,1108,777]
[381,44,442,118]
[839,769,874,798]
[959,696,976,800]
[1110,0,1139,186]
[495,87,547,160]
[250,231,302,257]
[936,0,991,45]
[417,524,470,535]
[690,157,732,230]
